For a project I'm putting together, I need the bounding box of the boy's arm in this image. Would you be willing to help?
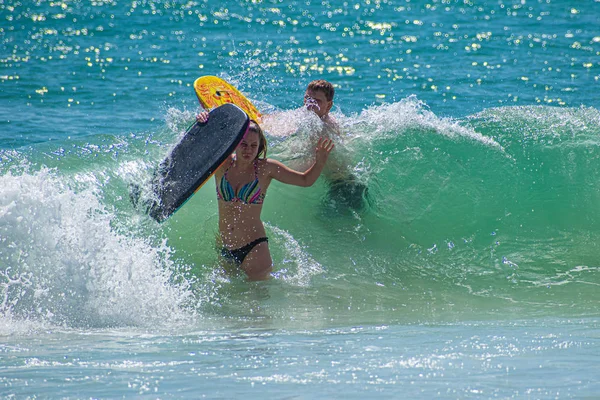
[324,115,342,137]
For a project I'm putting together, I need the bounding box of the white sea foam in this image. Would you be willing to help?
[343,95,502,148]
[0,168,194,332]
[268,224,323,286]
[468,105,600,145]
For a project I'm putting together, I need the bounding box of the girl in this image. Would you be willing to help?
[197,112,334,280]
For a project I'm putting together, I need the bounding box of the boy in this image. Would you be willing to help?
[303,80,369,211]
[303,79,341,137]
[263,78,369,211]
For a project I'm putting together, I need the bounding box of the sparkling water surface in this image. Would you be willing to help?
[2,0,600,398]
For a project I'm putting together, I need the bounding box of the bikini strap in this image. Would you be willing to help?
[223,157,235,179]
[253,159,259,179]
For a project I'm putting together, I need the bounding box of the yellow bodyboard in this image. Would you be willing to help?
[194,76,262,123]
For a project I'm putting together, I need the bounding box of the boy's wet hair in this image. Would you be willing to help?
[307,79,335,102]
[247,120,267,159]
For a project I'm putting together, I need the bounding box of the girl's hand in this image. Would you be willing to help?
[315,138,335,165]
[196,111,209,123]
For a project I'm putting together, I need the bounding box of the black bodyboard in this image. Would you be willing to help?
[148,103,249,222]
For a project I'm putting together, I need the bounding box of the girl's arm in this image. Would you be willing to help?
[267,138,334,187]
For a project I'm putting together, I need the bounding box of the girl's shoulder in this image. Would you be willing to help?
[255,158,269,171]
[256,158,274,166]
[259,158,285,168]
[256,158,282,177]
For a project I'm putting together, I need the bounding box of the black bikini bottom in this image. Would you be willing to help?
[221,237,269,264]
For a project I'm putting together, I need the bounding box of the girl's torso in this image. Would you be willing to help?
[216,158,266,205]
[215,157,273,248]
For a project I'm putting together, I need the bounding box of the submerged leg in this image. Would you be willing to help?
[327,174,370,211]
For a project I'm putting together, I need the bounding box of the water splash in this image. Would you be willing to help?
[0,168,195,331]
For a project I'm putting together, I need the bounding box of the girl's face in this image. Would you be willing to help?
[236,130,260,161]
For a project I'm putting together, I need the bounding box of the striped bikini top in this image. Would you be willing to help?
[216,159,265,205]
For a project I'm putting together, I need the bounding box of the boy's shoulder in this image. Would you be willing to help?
[322,115,341,136]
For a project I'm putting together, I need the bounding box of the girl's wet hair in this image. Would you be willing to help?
[247,120,267,159]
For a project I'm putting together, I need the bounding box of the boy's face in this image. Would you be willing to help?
[304,89,332,119]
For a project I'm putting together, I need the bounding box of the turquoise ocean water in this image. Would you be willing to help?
[2,0,600,398]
